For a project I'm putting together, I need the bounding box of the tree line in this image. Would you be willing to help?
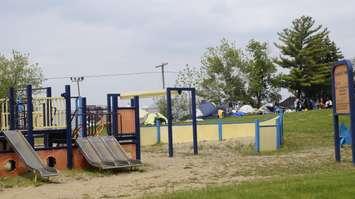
[175,16,343,109]
[0,15,348,116]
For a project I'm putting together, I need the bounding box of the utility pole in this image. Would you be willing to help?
[155,62,168,89]
[70,76,84,96]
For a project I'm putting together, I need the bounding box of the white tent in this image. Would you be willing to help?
[239,105,255,113]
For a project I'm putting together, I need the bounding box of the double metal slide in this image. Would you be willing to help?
[76,136,142,169]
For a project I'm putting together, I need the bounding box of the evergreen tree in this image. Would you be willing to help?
[275,16,343,99]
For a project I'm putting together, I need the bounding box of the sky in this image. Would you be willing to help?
[1,0,354,106]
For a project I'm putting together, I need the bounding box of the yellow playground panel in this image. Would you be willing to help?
[0,99,9,130]
[140,115,283,152]
[119,89,178,100]
[0,97,66,131]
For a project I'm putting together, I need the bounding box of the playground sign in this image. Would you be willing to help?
[334,64,350,114]
[331,60,355,164]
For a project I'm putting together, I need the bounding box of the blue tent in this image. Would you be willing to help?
[199,100,216,117]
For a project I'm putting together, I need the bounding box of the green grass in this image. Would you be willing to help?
[0,173,44,190]
[147,170,355,199]
[281,109,333,152]
[146,109,355,199]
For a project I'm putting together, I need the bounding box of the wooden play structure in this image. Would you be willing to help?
[0,85,142,177]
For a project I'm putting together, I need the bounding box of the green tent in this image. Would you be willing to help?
[143,112,167,126]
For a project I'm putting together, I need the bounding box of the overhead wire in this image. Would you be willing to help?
[44,70,179,81]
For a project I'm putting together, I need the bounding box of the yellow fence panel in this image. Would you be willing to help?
[260,116,278,125]
[140,116,280,153]
[259,126,277,151]
[197,124,219,141]
[140,127,158,146]
[223,123,255,139]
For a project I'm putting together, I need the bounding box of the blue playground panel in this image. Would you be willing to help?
[340,123,352,146]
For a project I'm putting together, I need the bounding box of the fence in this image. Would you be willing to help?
[140,113,284,152]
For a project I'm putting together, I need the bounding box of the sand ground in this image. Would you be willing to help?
[0,140,333,199]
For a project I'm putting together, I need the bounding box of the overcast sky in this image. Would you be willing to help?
[1,0,354,105]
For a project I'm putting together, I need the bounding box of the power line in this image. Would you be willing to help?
[44,70,179,81]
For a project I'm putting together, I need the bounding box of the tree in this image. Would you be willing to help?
[155,65,203,121]
[275,16,343,99]
[175,64,203,89]
[200,39,249,105]
[154,95,190,121]
[244,39,281,107]
[0,51,43,98]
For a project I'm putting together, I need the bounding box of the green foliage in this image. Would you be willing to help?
[173,64,204,118]
[154,95,190,121]
[275,16,343,99]
[200,39,249,105]
[175,64,203,89]
[155,97,168,117]
[0,51,43,98]
[244,39,281,107]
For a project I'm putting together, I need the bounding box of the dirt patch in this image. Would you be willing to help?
[0,140,341,199]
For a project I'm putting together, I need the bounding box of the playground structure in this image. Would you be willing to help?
[331,59,355,164]
[0,85,284,177]
[0,85,142,177]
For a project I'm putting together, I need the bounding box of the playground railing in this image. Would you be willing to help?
[32,97,66,130]
[0,98,9,131]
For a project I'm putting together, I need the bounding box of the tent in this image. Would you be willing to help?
[258,103,275,114]
[199,100,216,117]
[280,96,296,109]
[238,105,255,114]
[143,112,168,126]
[196,108,203,118]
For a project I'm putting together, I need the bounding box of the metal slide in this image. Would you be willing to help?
[76,136,142,169]
[3,130,58,177]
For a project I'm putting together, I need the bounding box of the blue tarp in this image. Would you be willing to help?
[340,123,352,145]
[231,111,246,117]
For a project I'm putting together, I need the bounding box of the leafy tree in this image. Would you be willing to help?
[175,64,203,89]
[154,95,190,121]
[244,39,281,107]
[200,39,249,105]
[275,16,343,99]
[0,51,43,98]
[155,64,202,120]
